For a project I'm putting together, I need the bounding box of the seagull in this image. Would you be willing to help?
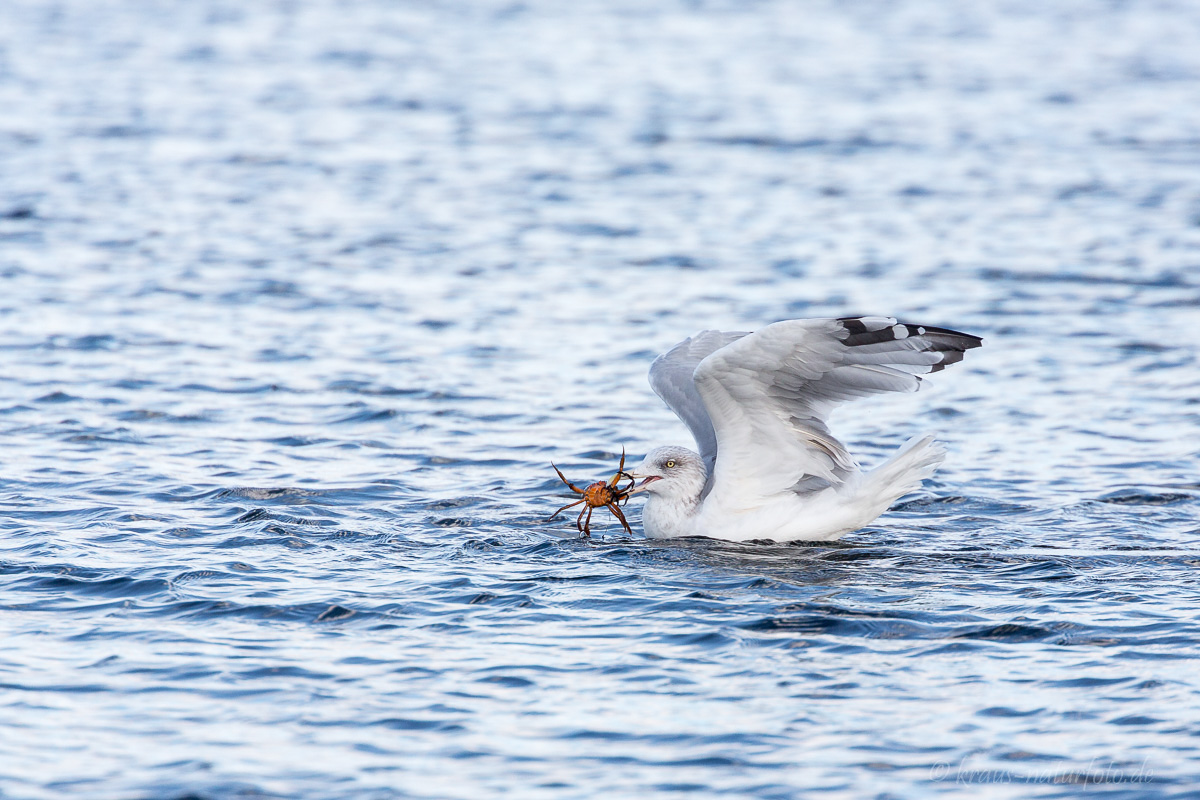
[625,317,982,542]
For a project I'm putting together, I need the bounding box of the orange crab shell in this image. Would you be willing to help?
[582,481,618,507]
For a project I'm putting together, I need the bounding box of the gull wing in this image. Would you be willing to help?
[693,317,982,502]
[648,329,749,473]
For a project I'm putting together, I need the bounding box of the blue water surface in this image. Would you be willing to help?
[1,1,1199,798]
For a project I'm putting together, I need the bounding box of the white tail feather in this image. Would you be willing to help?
[861,435,946,516]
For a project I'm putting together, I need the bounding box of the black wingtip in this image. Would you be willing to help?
[836,316,983,351]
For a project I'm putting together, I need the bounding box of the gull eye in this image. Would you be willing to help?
[665,460,676,469]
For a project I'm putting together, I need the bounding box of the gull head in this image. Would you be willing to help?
[629,446,707,503]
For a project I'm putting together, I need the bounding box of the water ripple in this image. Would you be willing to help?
[1,0,1199,797]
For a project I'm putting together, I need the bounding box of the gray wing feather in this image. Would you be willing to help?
[648,330,748,472]
[693,317,982,498]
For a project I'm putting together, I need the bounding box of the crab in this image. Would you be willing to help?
[549,448,636,537]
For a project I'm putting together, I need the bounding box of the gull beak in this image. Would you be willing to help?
[624,473,662,494]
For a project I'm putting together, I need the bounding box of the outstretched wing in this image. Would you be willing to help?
[648,329,748,472]
[693,317,982,503]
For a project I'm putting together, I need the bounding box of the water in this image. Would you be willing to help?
[2,0,1199,797]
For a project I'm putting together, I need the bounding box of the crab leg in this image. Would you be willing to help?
[606,502,633,535]
[608,447,634,489]
[549,498,586,520]
[551,463,586,494]
[579,505,595,536]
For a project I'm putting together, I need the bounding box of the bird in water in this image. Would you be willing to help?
[625,316,982,542]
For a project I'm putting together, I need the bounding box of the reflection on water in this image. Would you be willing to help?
[1,0,1199,797]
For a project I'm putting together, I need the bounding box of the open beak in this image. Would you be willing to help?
[624,473,662,494]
